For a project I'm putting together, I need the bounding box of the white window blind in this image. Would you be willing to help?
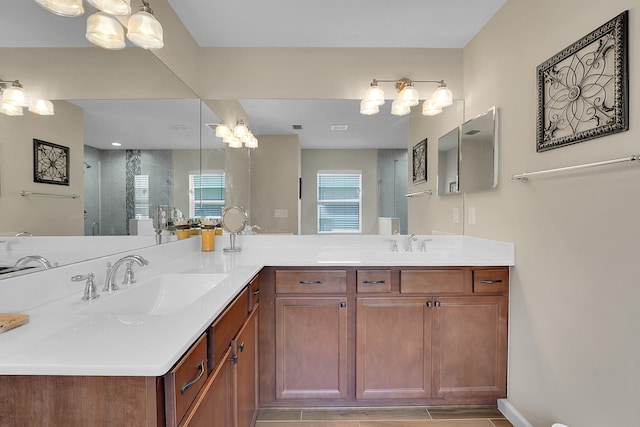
[317,171,362,233]
[190,172,225,218]
[134,175,149,218]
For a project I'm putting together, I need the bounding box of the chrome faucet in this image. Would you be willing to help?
[15,255,56,269]
[103,255,150,292]
[405,234,417,252]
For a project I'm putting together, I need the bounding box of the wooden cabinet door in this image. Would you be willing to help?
[182,347,233,427]
[275,297,348,400]
[356,297,432,399]
[235,307,259,427]
[431,296,508,399]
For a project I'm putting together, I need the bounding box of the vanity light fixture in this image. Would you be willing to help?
[0,79,55,116]
[34,0,164,50]
[211,121,259,149]
[360,77,454,117]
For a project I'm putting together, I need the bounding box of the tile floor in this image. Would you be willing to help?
[256,406,514,427]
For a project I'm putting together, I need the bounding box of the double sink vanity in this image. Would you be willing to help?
[0,234,514,426]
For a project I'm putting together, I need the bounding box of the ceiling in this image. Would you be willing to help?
[1,0,506,150]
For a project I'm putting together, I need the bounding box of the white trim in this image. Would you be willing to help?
[498,399,534,427]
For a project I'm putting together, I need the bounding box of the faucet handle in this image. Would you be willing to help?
[103,262,118,292]
[72,273,100,301]
[419,238,433,252]
[385,239,398,252]
[122,261,136,285]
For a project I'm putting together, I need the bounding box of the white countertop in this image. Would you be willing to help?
[0,234,514,377]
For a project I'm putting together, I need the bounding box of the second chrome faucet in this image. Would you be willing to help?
[103,255,150,292]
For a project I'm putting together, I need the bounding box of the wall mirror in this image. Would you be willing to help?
[458,106,497,192]
[437,127,459,196]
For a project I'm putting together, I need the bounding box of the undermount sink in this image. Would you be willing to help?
[79,273,229,316]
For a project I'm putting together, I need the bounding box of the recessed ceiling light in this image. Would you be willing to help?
[331,124,349,131]
[111,142,122,147]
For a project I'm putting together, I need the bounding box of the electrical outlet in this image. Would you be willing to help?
[468,207,476,225]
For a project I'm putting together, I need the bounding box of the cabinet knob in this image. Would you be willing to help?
[434,301,441,307]
[340,302,347,308]
[426,301,433,308]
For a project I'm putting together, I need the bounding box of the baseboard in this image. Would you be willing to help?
[498,398,534,427]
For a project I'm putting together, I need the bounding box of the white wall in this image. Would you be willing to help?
[460,1,639,426]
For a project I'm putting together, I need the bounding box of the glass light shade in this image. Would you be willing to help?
[390,99,410,116]
[397,85,419,107]
[431,84,453,108]
[215,124,231,138]
[3,84,30,108]
[421,99,442,116]
[245,135,258,148]
[363,82,385,107]
[233,121,249,138]
[360,99,379,115]
[222,134,234,144]
[86,12,126,50]
[35,0,84,17]
[127,11,164,49]
[228,136,243,148]
[87,0,131,16]
[29,99,55,116]
[0,102,23,116]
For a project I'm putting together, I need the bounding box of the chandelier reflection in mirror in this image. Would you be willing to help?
[212,120,259,149]
[0,79,54,117]
[34,0,164,50]
[360,78,453,117]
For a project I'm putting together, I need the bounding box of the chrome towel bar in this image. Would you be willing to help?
[20,191,81,199]
[405,190,433,197]
[511,155,639,183]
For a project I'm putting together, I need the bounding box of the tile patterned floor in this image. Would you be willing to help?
[256,406,514,427]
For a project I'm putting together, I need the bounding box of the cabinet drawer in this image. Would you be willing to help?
[473,269,509,293]
[357,270,391,293]
[249,275,260,312]
[209,287,249,370]
[164,334,208,427]
[276,270,347,294]
[400,269,465,294]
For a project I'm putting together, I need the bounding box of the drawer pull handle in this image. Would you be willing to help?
[479,279,503,284]
[299,280,323,285]
[238,342,245,353]
[181,360,205,395]
[362,280,386,284]
[252,289,261,296]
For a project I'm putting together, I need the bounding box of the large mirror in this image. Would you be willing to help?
[459,107,497,192]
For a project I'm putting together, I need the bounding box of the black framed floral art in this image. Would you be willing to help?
[412,138,427,184]
[33,139,70,186]
[536,10,628,152]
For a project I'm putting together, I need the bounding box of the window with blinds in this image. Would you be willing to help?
[190,172,225,218]
[317,171,362,233]
[134,175,149,218]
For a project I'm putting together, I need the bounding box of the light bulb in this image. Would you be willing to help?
[127,5,164,49]
[34,0,84,17]
[86,12,126,50]
[29,100,55,116]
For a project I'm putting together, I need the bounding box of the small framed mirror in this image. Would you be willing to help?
[437,127,459,196]
[459,107,497,192]
[221,206,247,252]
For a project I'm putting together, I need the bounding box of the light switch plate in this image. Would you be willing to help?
[468,207,476,225]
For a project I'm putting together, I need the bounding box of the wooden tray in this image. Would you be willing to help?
[0,313,29,334]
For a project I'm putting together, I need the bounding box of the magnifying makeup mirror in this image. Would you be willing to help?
[221,206,247,253]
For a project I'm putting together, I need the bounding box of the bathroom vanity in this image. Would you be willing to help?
[0,235,514,426]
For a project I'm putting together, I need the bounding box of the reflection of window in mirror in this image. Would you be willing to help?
[437,127,459,196]
[190,171,225,218]
[134,175,150,218]
[317,171,362,233]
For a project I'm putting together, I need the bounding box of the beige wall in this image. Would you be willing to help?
[301,149,378,235]
[250,135,300,234]
[460,1,639,426]
[0,101,84,235]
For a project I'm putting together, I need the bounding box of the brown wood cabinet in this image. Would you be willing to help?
[0,275,260,427]
[260,266,509,407]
